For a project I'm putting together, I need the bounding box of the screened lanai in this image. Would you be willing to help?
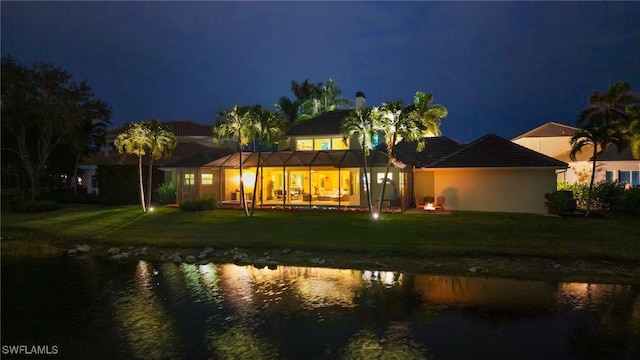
[204,149,407,208]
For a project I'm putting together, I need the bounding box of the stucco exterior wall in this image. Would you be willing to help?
[413,171,435,200]
[562,160,640,185]
[513,136,592,161]
[416,168,557,214]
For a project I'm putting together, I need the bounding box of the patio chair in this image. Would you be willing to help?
[415,196,425,210]
[434,196,445,211]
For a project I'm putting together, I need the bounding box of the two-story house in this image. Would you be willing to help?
[188,93,567,213]
[512,122,640,186]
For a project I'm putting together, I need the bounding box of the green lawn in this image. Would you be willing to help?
[2,204,639,263]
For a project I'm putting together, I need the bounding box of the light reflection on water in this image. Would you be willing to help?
[2,257,638,359]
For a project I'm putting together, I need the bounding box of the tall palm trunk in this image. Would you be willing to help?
[362,140,374,216]
[377,134,397,214]
[146,156,154,211]
[250,143,262,217]
[586,147,598,217]
[238,149,249,217]
[138,154,146,213]
[377,157,392,215]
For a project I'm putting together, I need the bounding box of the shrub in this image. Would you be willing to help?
[156,182,176,205]
[544,190,571,215]
[180,196,218,211]
[619,187,640,214]
[592,181,625,210]
[12,200,61,213]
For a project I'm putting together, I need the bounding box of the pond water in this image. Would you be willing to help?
[2,256,638,359]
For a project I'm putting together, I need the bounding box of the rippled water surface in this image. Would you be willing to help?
[2,256,639,359]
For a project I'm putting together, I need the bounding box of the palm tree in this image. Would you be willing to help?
[288,78,351,123]
[320,79,352,111]
[213,105,253,217]
[247,106,285,216]
[570,120,627,217]
[274,96,300,128]
[373,92,447,214]
[143,119,176,210]
[627,105,640,159]
[374,100,426,214]
[578,81,639,128]
[340,106,380,218]
[573,81,639,216]
[409,91,448,137]
[291,79,323,102]
[114,122,150,213]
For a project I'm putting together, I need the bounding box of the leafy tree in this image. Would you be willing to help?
[340,106,380,218]
[143,119,177,209]
[114,122,150,213]
[68,102,112,195]
[1,55,112,200]
[247,106,285,216]
[213,105,254,217]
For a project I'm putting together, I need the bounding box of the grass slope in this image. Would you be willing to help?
[2,205,639,282]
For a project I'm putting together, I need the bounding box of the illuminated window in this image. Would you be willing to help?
[377,173,392,184]
[314,139,330,150]
[332,138,349,150]
[201,173,213,185]
[184,173,195,185]
[298,139,313,150]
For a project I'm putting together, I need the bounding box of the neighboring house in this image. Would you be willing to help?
[512,122,640,186]
[187,94,567,214]
[79,120,233,195]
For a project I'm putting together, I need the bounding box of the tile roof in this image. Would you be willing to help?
[162,148,234,168]
[594,145,637,161]
[286,110,352,136]
[391,136,463,168]
[512,122,578,140]
[83,142,228,166]
[203,134,567,170]
[428,134,568,168]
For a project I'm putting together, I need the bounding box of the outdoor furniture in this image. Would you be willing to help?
[434,196,445,211]
[415,196,425,210]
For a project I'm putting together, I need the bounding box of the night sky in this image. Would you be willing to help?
[2,1,639,143]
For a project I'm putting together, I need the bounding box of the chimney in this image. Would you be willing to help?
[355,91,366,109]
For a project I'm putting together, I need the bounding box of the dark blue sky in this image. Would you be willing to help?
[2,1,639,143]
